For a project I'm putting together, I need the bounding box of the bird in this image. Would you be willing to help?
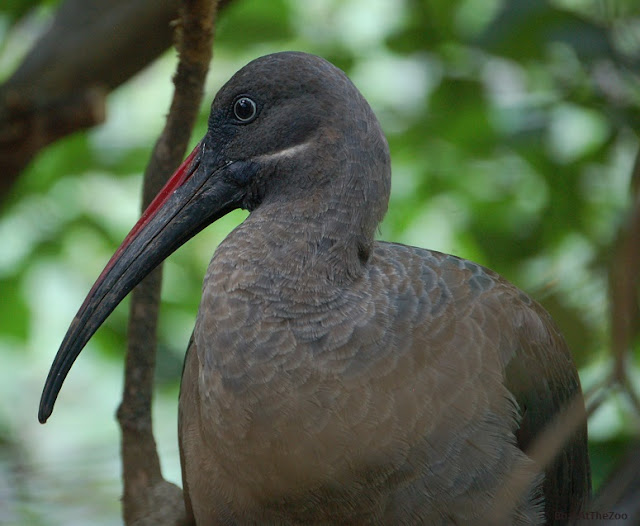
[39,51,590,525]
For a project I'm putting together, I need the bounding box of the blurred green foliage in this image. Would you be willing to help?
[0,0,639,524]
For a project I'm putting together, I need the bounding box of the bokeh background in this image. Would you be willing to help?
[1,0,639,524]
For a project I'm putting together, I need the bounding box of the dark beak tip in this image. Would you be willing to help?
[38,395,53,424]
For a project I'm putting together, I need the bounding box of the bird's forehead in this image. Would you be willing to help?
[216,52,351,104]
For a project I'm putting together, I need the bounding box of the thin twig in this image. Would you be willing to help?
[489,392,589,524]
[584,372,614,419]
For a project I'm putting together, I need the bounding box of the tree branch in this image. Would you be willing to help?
[0,0,179,199]
[115,1,218,524]
[609,146,640,411]
[0,0,232,201]
[0,87,106,197]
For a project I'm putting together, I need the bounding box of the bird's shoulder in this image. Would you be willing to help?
[369,240,567,367]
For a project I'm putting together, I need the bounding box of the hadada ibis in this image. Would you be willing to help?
[39,52,590,525]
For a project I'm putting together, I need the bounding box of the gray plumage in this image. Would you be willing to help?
[40,52,590,525]
[177,53,589,524]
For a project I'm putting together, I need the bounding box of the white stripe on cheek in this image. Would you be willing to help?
[255,141,311,163]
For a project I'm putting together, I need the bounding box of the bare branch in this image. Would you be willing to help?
[489,393,589,524]
[609,145,640,412]
[0,0,180,198]
[115,1,219,524]
[0,0,232,200]
[0,87,106,197]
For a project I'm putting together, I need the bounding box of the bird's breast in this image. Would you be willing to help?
[189,259,427,493]
[179,243,553,522]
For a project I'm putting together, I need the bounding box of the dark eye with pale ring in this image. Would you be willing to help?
[233,97,257,122]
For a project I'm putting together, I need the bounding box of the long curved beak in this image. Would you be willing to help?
[39,141,243,423]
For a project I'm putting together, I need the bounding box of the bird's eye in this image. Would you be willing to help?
[233,97,257,123]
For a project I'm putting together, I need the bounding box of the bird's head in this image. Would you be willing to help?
[197,52,390,211]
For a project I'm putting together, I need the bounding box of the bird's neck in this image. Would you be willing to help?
[217,195,373,286]
[216,132,391,286]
